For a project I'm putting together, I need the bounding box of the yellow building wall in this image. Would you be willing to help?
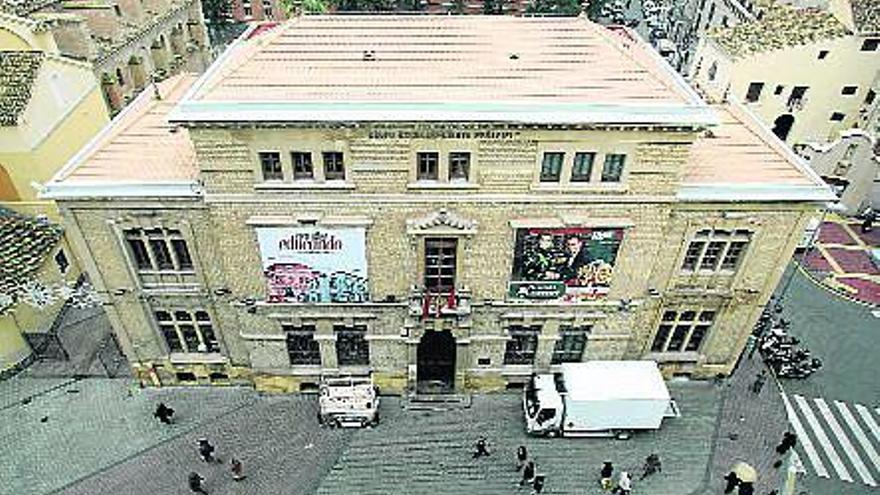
[0,313,31,375]
[692,35,876,144]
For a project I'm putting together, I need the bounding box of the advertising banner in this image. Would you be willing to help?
[256,227,369,303]
[509,227,624,302]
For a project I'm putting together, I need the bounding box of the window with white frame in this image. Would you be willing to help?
[125,228,194,273]
[570,152,595,182]
[503,324,540,365]
[284,324,321,365]
[416,152,439,181]
[651,309,715,353]
[291,152,314,180]
[155,309,219,353]
[551,325,590,364]
[448,152,470,181]
[322,151,345,181]
[681,229,751,273]
[243,1,252,16]
[601,153,626,182]
[262,0,273,18]
[540,152,564,182]
[259,151,283,181]
[335,324,369,366]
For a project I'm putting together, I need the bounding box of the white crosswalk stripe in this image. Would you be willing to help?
[835,401,880,474]
[784,394,880,487]
[793,394,853,482]
[781,392,829,478]
[814,398,875,486]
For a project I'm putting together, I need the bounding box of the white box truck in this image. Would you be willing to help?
[523,361,679,437]
[318,375,380,428]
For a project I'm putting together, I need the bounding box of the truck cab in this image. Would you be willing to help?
[318,375,380,428]
[523,373,564,437]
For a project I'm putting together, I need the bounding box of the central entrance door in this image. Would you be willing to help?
[416,329,456,393]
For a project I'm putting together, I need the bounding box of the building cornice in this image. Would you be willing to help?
[41,180,202,199]
[677,183,838,202]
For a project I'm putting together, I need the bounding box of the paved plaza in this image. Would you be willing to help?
[801,216,880,306]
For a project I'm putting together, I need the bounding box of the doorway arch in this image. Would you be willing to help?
[416,329,456,393]
[772,114,795,141]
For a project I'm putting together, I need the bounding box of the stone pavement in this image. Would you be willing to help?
[801,216,879,306]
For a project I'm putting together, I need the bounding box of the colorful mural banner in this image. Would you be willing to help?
[509,227,624,302]
[256,227,369,303]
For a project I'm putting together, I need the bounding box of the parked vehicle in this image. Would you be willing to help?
[318,375,379,428]
[523,361,679,438]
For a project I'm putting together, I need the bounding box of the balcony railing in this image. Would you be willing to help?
[408,287,472,318]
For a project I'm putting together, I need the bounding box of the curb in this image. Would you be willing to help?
[794,261,878,310]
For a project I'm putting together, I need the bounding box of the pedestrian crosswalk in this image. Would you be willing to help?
[782,393,880,487]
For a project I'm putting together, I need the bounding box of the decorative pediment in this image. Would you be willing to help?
[406,209,477,235]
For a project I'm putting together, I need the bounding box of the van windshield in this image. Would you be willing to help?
[537,408,556,424]
[525,376,538,417]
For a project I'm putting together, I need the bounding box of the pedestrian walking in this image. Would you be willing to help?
[723,471,740,493]
[530,474,545,495]
[861,209,875,233]
[613,471,632,495]
[751,370,767,395]
[197,438,218,463]
[188,471,208,495]
[775,431,797,455]
[515,445,528,471]
[519,460,536,487]
[640,453,661,480]
[738,481,755,495]
[600,461,614,491]
[153,402,174,424]
[230,458,246,481]
[746,334,758,359]
[472,436,490,459]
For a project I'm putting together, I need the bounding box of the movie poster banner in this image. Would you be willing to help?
[509,227,624,302]
[256,227,369,303]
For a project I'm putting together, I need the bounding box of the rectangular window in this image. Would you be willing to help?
[262,0,272,17]
[284,325,320,365]
[335,324,369,366]
[54,250,69,274]
[551,325,590,364]
[651,310,714,353]
[155,309,218,354]
[818,50,829,59]
[830,112,845,122]
[745,82,764,102]
[417,152,439,181]
[424,237,456,293]
[774,84,784,95]
[841,86,857,96]
[539,152,564,182]
[125,228,194,273]
[866,90,876,105]
[322,151,345,181]
[504,325,540,365]
[243,2,252,16]
[291,152,314,180]
[601,154,626,182]
[861,39,879,51]
[788,86,808,107]
[448,152,470,181]
[682,229,751,274]
[571,152,595,182]
[259,151,282,181]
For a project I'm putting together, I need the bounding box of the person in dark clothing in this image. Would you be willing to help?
[519,461,536,487]
[752,370,767,395]
[198,438,217,463]
[723,471,740,493]
[188,472,208,495]
[515,445,528,471]
[776,431,797,454]
[862,209,875,233]
[472,436,490,459]
[738,481,755,495]
[600,461,614,490]
[641,453,662,479]
[230,458,246,481]
[531,474,545,495]
[154,403,174,424]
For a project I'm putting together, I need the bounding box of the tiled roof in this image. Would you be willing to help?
[187,15,699,107]
[708,2,850,58]
[0,50,43,127]
[850,0,880,35]
[0,207,63,313]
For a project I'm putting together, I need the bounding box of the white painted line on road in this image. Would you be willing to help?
[794,394,852,482]
[836,401,880,475]
[815,398,876,486]
[856,404,880,445]
[781,392,829,478]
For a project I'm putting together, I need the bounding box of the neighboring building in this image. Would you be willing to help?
[0,208,74,378]
[421,0,531,14]
[794,130,879,214]
[689,1,878,146]
[0,0,212,114]
[45,16,833,394]
[230,0,286,21]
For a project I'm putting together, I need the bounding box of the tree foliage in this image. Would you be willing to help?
[202,0,233,25]
[525,0,581,15]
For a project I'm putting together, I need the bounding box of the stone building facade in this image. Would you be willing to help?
[1,0,211,114]
[45,16,833,394]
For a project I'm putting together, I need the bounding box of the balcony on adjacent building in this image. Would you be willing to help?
[408,287,472,318]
